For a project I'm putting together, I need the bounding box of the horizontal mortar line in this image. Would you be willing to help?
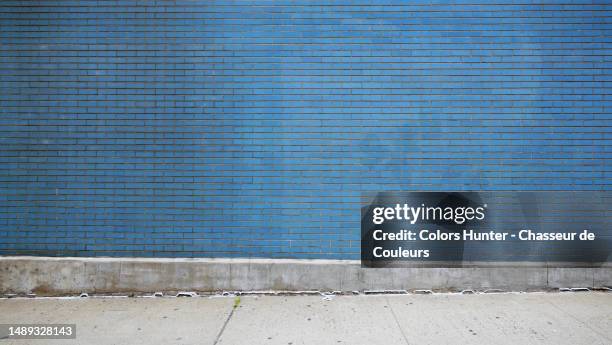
[1,230,606,234]
[5,24,612,28]
[4,219,608,223]
[2,131,610,134]
[5,121,606,125]
[2,231,599,235]
[0,143,611,148]
[0,249,354,254]
[4,41,609,45]
[2,174,608,180]
[2,124,610,128]
[3,120,609,123]
[5,203,607,208]
[2,159,608,163]
[4,210,610,215]
[2,183,610,188]
[2,173,609,179]
[5,7,611,11]
[4,69,612,72]
[3,203,607,208]
[9,204,607,209]
[3,53,609,56]
[1,158,607,162]
[6,85,612,88]
[4,46,611,49]
[5,27,612,31]
[2,83,612,85]
[0,191,608,197]
[0,63,612,67]
[3,63,612,66]
[2,231,606,235]
[4,180,606,184]
[3,13,612,17]
[0,51,611,54]
[1,3,609,7]
[1,100,612,103]
[3,71,612,74]
[0,182,609,187]
[3,105,612,108]
[0,246,350,252]
[2,202,610,209]
[0,240,338,244]
[11,89,612,93]
[9,81,607,84]
[0,207,518,211]
[10,90,606,93]
[4,84,612,87]
[7,173,610,176]
[2,120,608,123]
[5,35,612,39]
[12,107,604,110]
[9,230,605,234]
[0,251,354,255]
[2,145,609,148]
[1,146,608,149]
[3,7,611,11]
[1,157,608,161]
[4,132,609,135]
[4,48,610,51]
[1,4,608,8]
[4,179,606,181]
[1,6,610,10]
[8,175,604,179]
[6,170,607,174]
[2,232,610,238]
[3,112,610,115]
[4,227,349,231]
[4,93,611,96]
[2,173,608,176]
[4,60,611,63]
[3,120,607,123]
[5,30,612,34]
[4,56,612,59]
[2,131,609,135]
[2,243,354,246]
[3,175,607,180]
[1,237,348,242]
[1,59,612,63]
[3,146,608,150]
[2,115,611,118]
[4,190,606,195]
[0,129,612,132]
[2,142,610,145]
[3,12,612,16]
[2,184,610,189]
[3,174,606,178]
[5,166,605,170]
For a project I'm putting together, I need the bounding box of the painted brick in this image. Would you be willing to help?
[0,0,610,259]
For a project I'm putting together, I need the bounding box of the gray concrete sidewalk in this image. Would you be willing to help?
[0,292,611,345]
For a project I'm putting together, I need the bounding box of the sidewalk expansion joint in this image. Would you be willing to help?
[213,303,238,345]
[385,296,411,345]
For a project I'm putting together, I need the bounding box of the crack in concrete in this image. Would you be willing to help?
[385,296,411,345]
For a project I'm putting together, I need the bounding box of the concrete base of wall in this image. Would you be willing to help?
[1,257,611,295]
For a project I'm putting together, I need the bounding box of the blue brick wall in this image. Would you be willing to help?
[0,0,610,258]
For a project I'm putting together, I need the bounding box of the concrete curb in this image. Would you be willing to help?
[1,256,611,295]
